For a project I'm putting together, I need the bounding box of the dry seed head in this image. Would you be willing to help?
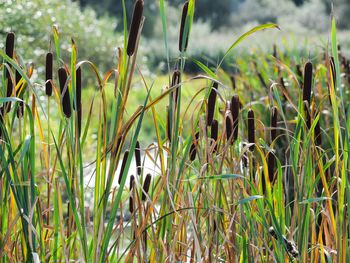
[315,113,322,146]
[5,32,15,58]
[171,70,181,107]
[45,52,53,96]
[129,175,135,213]
[179,1,189,52]
[58,67,71,118]
[303,100,311,129]
[247,109,255,151]
[303,61,312,105]
[127,0,144,56]
[225,110,233,143]
[270,106,278,143]
[230,95,240,142]
[230,74,236,90]
[189,132,199,162]
[268,151,275,184]
[211,119,218,152]
[142,174,152,201]
[166,106,171,142]
[207,82,217,126]
[76,67,82,110]
[135,141,141,176]
[118,151,129,184]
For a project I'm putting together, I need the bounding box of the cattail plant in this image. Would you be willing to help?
[5,32,15,112]
[303,101,311,129]
[179,1,189,52]
[127,0,144,57]
[247,109,255,151]
[142,174,152,201]
[166,106,171,142]
[171,70,181,108]
[58,67,71,118]
[230,95,240,142]
[273,44,277,58]
[230,74,236,90]
[76,67,82,135]
[211,119,218,152]
[314,112,322,146]
[16,70,24,118]
[207,82,217,126]
[225,109,233,144]
[303,61,312,105]
[129,175,135,213]
[135,141,141,176]
[118,151,129,184]
[45,52,53,96]
[189,132,199,162]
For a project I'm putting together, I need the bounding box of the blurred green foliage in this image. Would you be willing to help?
[0,0,121,78]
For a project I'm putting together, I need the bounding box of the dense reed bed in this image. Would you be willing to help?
[0,1,350,262]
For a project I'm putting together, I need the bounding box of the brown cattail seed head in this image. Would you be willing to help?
[58,67,71,118]
[270,106,278,143]
[127,0,144,56]
[76,67,82,136]
[189,132,199,162]
[247,109,255,151]
[230,95,240,142]
[166,106,171,142]
[5,32,15,58]
[142,174,152,201]
[179,1,189,52]
[303,61,313,105]
[135,141,141,176]
[129,175,135,213]
[268,151,275,184]
[118,150,129,184]
[225,111,233,143]
[207,82,217,126]
[230,74,236,90]
[315,113,322,146]
[211,119,218,152]
[171,70,181,107]
[45,52,53,96]
[303,100,311,129]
